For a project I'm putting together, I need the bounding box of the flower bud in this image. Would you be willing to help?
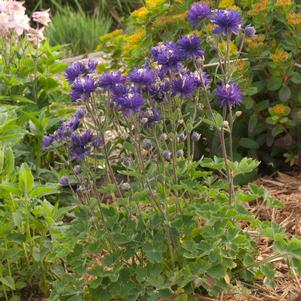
[235,111,242,117]
[245,25,256,38]
[59,176,69,186]
[191,132,201,142]
[143,139,152,151]
[160,133,168,141]
[176,150,184,158]
[222,121,229,128]
[163,150,171,161]
[178,132,186,142]
[120,182,131,191]
[73,165,81,174]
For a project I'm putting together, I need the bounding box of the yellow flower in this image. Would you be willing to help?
[287,13,301,25]
[231,60,248,73]
[218,0,238,10]
[127,29,145,44]
[275,0,292,6]
[131,7,149,18]
[273,104,287,115]
[123,29,146,54]
[250,0,269,14]
[153,12,187,27]
[146,0,165,9]
[245,34,265,49]
[218,41,238,56]
[271,49,289,62]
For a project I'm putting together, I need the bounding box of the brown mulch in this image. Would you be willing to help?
[222,171,301,301]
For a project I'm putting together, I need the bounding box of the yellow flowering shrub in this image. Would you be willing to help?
[271,49,289,62]
[245,34,265,49]
[218,0,238,10]
[287,13,301,26]
[131,7,149,19]
[146,0,166,9]
[275,0,292,7]
[250,0,269,14]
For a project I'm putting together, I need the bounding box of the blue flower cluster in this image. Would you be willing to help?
[43,108,102,162]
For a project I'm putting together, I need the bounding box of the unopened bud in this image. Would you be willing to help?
[191,132,201,142]
[235,111,242,117]
[176,150,184,158]
[160,133,168,141]
[163,150,171,161]
[222,121,229,128]
[120,182,131,191]
[143,139,152,150]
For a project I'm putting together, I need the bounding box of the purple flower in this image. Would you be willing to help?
[70,130,94,162]
[163,150,171,161]
[192,132,201,142]
[188,3,211,26]
[178,132,186,142]
[87,60,98,73]
[115,92,145,115]
[65,60,98,84]
[143,139,153,150]
[59,176,69,186]
[55,117,80,140]
[172,74,198,98]
[193,71,212,89]
[216,82,243,107]
[148,80,171,103]
[98,72,126,91]
[128,68,155,87]
[65,62,86,84]
[177,34,204,60]
[245,25,256,38]
[141,108,160,126]
[92,136,103,148]
[211,9,242,35]
[71,77,97,102]
[150,42,181,69]
[42,135,54,149]
[73,165,81,174]
[75,107,87,119]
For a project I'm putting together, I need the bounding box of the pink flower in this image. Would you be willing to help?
[32,9,51,27]
[0,0,29,36]
[26,26,45,44]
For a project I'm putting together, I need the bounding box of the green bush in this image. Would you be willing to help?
[46,7,112,55]
[97,0,301,169]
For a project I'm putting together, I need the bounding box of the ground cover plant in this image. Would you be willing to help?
[97,0,301,170]
[41,4,301,300]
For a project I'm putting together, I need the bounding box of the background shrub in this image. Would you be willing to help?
[46,6,111,55]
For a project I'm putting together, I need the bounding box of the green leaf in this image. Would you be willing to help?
[267,78,282,91]
[248,114,258,134]
[30,184,59,197]
[290,72,301,84]
[232,158,260,177]
[18,163,34,194]
[239,138,259,149]
[207,264,226,279]
[278,86,291,102]
[0,182,19,194]
[0,276,15,290]
[271,125,284,137]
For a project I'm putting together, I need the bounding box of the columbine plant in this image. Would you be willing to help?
[45,3,301,300]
